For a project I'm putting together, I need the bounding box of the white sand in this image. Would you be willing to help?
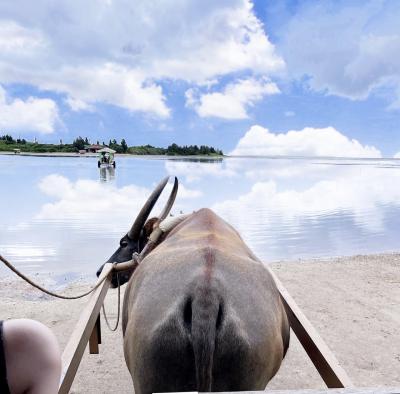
[1,253,399,393]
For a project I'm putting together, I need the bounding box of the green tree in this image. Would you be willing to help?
[72,136,85,151]
[121,139,128,153]
[1,134,15,144]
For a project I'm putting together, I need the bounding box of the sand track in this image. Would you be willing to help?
[1,253,399,393]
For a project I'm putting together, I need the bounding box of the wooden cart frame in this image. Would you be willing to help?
[58,263,396,394]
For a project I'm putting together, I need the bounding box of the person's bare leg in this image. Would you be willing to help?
[3,319,61,394]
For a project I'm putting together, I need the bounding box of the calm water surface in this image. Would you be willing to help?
[1,154,400,279]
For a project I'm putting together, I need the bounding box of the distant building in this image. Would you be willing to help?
[85,144,104,153]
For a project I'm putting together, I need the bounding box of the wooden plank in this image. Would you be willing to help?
[266,267,353,388]
[88,314,100,354]
[58,263,113,394]
[263,389,400,394]
[178,389,400,394]
[96,313,102,345]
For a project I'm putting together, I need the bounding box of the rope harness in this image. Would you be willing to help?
[0,254,112,299]
[102,273,121,331]
[0,213,190,331]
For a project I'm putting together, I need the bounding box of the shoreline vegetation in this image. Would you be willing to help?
[0,135,223,156]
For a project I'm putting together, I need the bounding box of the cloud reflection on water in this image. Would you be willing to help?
[36,174,201,226]
[167,157,400,261]
[2,156,400,275]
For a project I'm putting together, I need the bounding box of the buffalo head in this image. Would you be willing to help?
[96,176,178,287]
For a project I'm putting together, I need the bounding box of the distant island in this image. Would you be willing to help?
[0,135,223,156]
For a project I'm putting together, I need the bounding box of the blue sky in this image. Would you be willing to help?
[0,0,399,157]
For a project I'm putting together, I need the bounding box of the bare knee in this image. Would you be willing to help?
[4,319,61,394]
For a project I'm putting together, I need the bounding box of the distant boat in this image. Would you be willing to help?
[97,147,116,168]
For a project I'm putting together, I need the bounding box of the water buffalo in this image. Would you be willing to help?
[97,177,290,394]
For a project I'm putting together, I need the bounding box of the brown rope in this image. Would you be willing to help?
[0,214,171,328]
[102,273,121,331]
[0,254,112,300]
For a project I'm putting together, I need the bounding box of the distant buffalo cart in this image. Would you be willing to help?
[97,147,116,168]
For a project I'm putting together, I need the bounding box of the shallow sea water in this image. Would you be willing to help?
[1,154,400,279]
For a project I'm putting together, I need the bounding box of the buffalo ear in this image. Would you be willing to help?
[143,217,158,238]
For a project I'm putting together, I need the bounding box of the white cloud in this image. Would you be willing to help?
[178,183,203,199]
[213,162,400,237]
[166,155,337,183]
[50,63,170,118]
[37,176,151,221]
[65,97,95,113]
[186,78,279,119]
[37,175,201,223]
[1,245,56,263]
[0,20,45,54]
[280,1,400,106]
[165,160,237,183]
[230,125,381,158]
[0,85,59,134]
[0,1,284,116]
[0,61,170,118]
[148,2,284,82]
[394,152,400,159]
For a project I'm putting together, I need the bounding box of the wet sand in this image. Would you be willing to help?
[1,253,399,393]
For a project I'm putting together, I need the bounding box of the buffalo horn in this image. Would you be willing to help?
[157,176,178,221]
[127,176,170,240]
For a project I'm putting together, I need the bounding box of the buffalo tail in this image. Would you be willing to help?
[184,283,222,392]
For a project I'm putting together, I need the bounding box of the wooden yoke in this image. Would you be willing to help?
[266,267,353,388]
[58,263,113,394]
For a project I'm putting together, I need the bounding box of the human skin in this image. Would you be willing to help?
[3,319,61,394]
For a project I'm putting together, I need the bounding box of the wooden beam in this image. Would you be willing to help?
[263,389,400,394]
[169,389,399,394]
[88,314,100,354]
[266,267,353,388]
[58,263,113,394]
[96,313,102,345]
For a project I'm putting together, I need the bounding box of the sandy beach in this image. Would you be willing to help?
[1,253,399,393]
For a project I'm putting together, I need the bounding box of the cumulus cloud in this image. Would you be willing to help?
[0,20,45,54]
[0,0,283,116]
[186,78,279,119]
[64,97,95,113]
[37,175,152,221]
[280,1,400,106]
[45,63,170,118]
[230,125,381,158]
[178,183,203,199]
[143,1,284,81]
[165,160,237,183]
[0,85,59,134]
[37,175,201,223]
[212,162,400,243]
